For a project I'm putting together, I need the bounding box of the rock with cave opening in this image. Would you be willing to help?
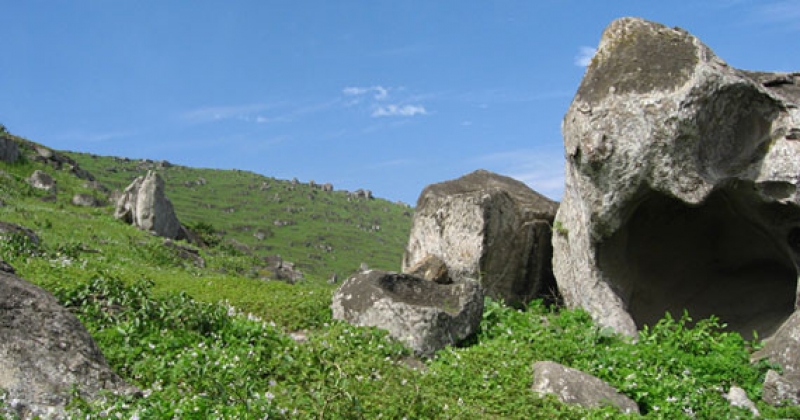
[553,17,800,338]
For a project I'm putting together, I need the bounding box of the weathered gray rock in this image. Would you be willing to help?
[403,170,558,306]
[331,270,483,357]
[404,254,452,284]
[753,311,800,375]
[262,255,303,283]
[0,222,40,248]
[762,369,800,406]
[531,361,640,414]
[27,170,56,192]
[0,137,19,163]
[553,17,800,337]
[723,386,759,417]
[71,193,102,207]
[114,171,184,239]
[0,271,137,418]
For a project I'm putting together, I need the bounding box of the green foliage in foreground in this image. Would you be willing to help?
[6,276,796,419]
[1,136,799,418]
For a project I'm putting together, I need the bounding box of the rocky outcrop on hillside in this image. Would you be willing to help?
[114,171,186,240]
[331,270,483,357]
[27,170,57,192]
[553,17,800,338]
[0,271,137,418]
[403,170,558,306]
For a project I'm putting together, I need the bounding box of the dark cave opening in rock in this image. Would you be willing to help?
[598,185,798,339]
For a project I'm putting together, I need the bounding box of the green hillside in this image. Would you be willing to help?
[64,151,413,281]
[1,129,798,418]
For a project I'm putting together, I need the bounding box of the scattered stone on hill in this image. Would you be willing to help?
[331,270,483,357]
[263,255,304,283]
[553,17,800,338]
[0,221,40,248]
[723,386,760,416]
[531,361,640,414]
[762,370,800,406]
[71,193,103,207]
[30,146,95,181]
[402,169,559,306]
[114,170,186,240]
[322,183,333,192]
[0,271,138,418]
[83,180,109,193]
[163,238,205,268]
[0,137,19,163]
[27,170,57,192]
[328,272,339,284]
[291,177,299,185]
[404,254,451,284]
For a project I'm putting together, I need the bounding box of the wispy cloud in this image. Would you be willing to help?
[574,46,597,67]
[471,148,565,200]
[182,99,340,125]
[343,85,430,118]
[371,104,428,118]
[181,104,270,123]
[754,0,800,30]
[343,85,389,100]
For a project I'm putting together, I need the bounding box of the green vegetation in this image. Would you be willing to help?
[64,151,413,280]
[1,132,799,418]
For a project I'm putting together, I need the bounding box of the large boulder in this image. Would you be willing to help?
[331,270,483,357]
[553,17,800,338]
[531,361,640,414]
[403,170,558,306]
[0,271,136,418]
[114,171,185,239]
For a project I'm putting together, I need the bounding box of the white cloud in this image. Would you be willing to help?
[343,85,390,100]
[574,46,597,67]
[371,104,428,118]
[182,104,268,123]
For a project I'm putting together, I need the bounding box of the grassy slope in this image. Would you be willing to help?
[2,132,799,418]
[64,151,413,281]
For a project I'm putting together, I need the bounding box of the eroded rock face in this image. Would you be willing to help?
[762,370,800,406]
[531,361,640,414]
[403,170,558,306]
[0,271,136,418]
[553,17,800,337]
[331,270,483,357]
[114,171,184,239]
[403,254,451,284]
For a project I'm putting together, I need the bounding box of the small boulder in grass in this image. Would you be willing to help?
[331,270,483,357]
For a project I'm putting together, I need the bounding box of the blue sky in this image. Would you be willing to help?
[1,1,798,204]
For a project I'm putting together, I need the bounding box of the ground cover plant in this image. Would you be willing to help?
[1,133,799,418]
